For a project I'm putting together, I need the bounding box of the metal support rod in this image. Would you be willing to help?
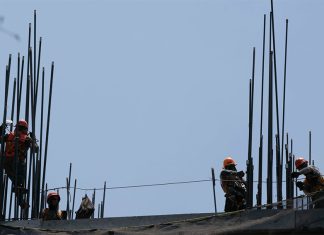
[309,131,311,164]
[67,163,72,219]
[102,181,106,218]
[10,79,17,131]
[18,56,25,115]
[15,55,23,219]
[247,48,255,209]
[92,189,96,219]
[44,183,48,210]
[281,19,289,168]
[16,54,20,125]
[270,0,281,159]
[40,62,54,213]
[291,140,294,199]
[285,133,292,208]
[4,78,17,219]
[257,14,266,208]
[275,134,282,208]
[8,187,13,220]
[25,23,31,112]
[71,179,77,220]
[34,38,42,110]
[66,177,70,219]
[26,47,35,219]
[38,68,45,215]
[0,63,11,219]
[3,174,8,219]
[211,168,217,214]
[34,10,37,93]
[267,50,273,209]
[98,203,101,219]
[100,201,103,219]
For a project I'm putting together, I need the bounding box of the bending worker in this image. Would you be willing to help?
[220,157,247,212]
[292,157,324,208]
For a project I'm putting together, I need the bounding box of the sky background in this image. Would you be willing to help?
[1,0,324,217]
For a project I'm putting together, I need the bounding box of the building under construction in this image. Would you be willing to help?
[0,0,324,234]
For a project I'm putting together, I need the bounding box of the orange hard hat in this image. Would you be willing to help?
[223,157,236,168]
[17,119,28,129]
[47,192,60,203]
[295,157,308,170]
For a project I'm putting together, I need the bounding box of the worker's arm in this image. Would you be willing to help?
[222,169,244,178]
[0,133,9,142]
[26,135,39,153]
[299,166,314,175]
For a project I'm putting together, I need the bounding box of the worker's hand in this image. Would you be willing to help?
[291,172,300,178]
[237,171,245,178]
[29,132,35,139]
[296,181,304,190]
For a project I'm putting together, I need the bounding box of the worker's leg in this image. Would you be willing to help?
[3,157,15,183]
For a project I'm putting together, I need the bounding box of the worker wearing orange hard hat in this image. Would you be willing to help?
[292,157,324,208]
[41,192,65,220]
[220,157,247,212]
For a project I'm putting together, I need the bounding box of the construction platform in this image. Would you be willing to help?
[1,209,324,234]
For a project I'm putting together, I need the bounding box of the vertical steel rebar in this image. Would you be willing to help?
[247,48,255,209]
[40,62,54,213]
[71,179,77,220]
[67,163,72,219]
[211,168,217,214]
[257,14,266,209]
[0,63,11,219]
[4,78,17,219]
[26,47,35,219]
[38,68,45,215]
[267,50,273,209]
[102,181,106,218]
[66,177,70,219]
[92,189,96,219]
[281,19,289,175]
[309,131,311,164]
[34,10,37,94]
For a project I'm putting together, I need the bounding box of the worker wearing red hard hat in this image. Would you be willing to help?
[1,119,38,210]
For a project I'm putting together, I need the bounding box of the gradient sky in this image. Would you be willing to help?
[1,0,324,217]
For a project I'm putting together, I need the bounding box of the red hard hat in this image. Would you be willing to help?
[47,192,60,203]
[17,119,28,129]
[295,157,308,170]
[223,157,237,168]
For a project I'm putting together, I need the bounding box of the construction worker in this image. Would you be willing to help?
[41,192,65,220]
[220,157,247,212]
[292,157,324,208]
[0,119,38,209]
[75,195,95,219]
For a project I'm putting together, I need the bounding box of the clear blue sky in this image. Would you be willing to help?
[1,0,324,217]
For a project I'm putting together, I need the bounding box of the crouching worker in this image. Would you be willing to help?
[220,157,247,212]
[41,192,66,220]
[76,195,95,219]
[292,157,324,208]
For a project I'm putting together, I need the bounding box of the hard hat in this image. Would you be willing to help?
[223,157,237,168]
[47,192,60,203]
[295,157,308,170]
[17,119,28,129]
